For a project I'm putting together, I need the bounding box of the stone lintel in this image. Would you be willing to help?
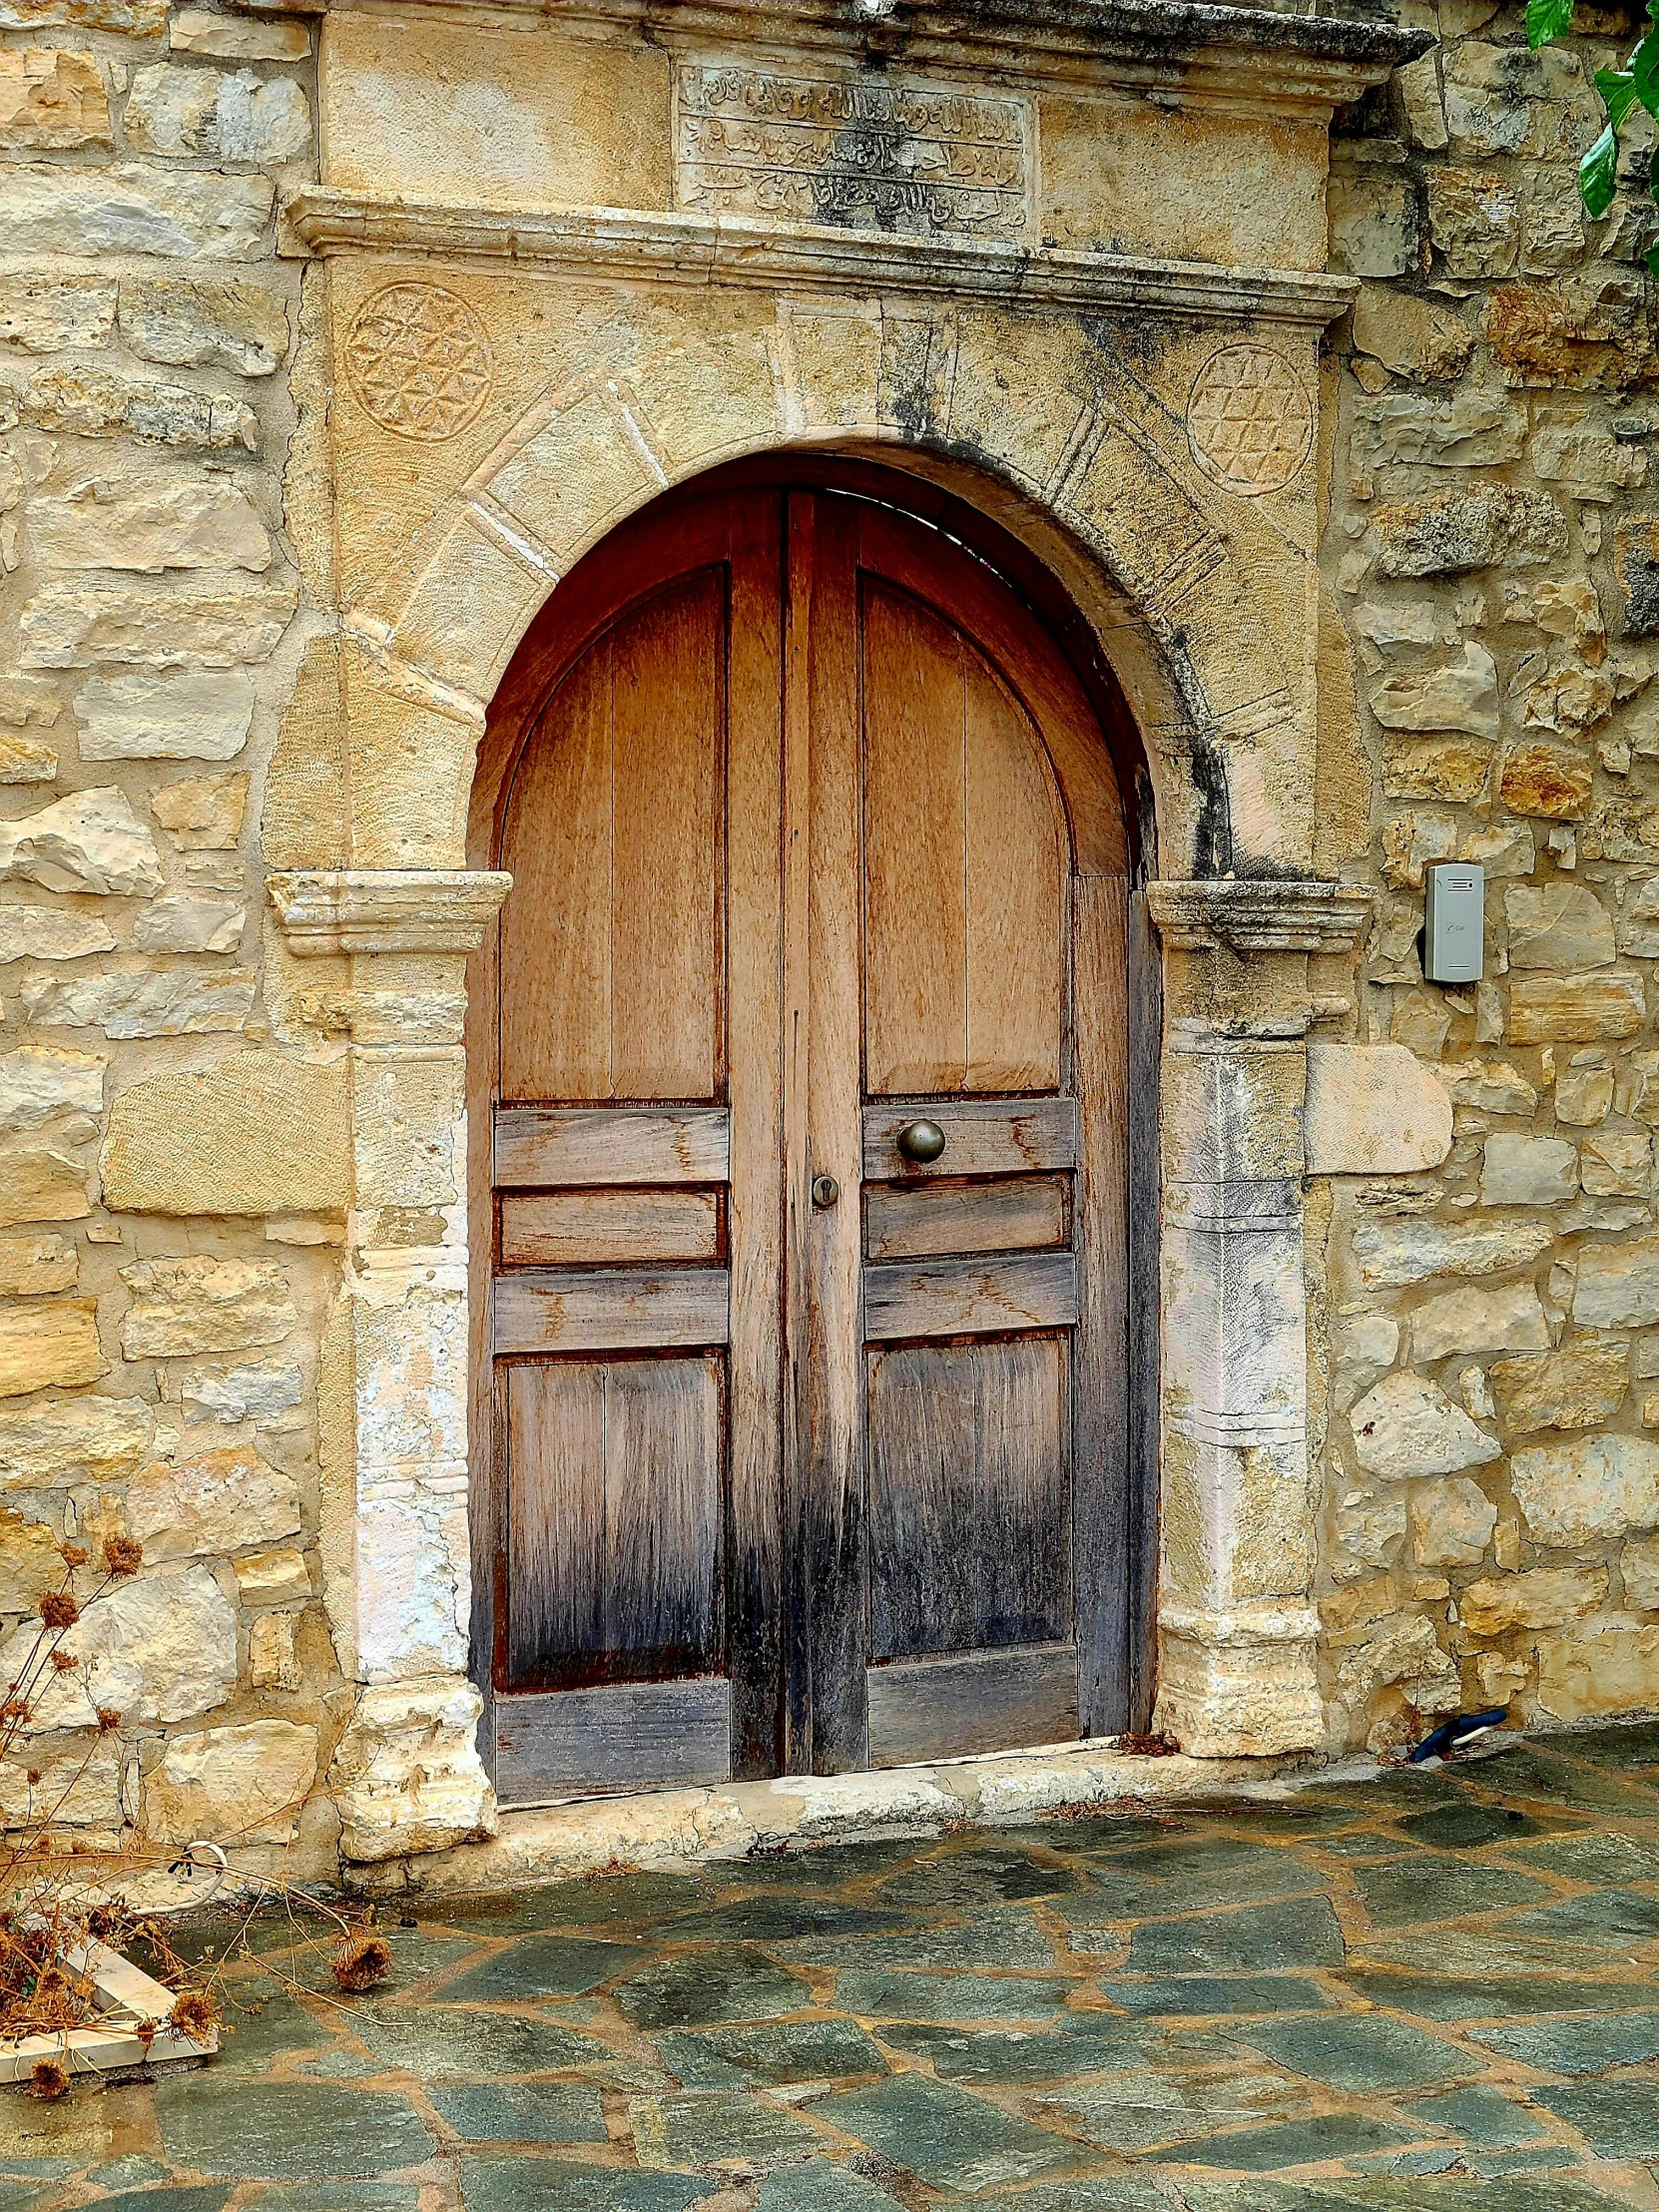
[1148,877,1375,954]
[282,192,1358,329]
[291,0,1427,108]
[269,868,513,956]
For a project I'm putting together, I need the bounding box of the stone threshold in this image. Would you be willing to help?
[0,1935,217,2085]
[344,1738,1326,1899]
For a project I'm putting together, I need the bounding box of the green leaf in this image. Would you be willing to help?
[1581,120,1621,216]
[1528,0,1574,44]
[1631,28,1659,109]
[1597,65,1642,127]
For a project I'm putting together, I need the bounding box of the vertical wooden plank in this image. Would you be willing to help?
[603,1359,722,1671]
[1127,885,1164,1735]
[780,492,815,1770]
[861,583,967,1095]
[507,1362,607,1680]
[799,491,867,1772]
[1072,875,1133,1735]
[611,574,723,1100]
[964,656,1064,1091]
[867,1338,1069,1661]
[498,643,613,1100]
[726,493,787,1775]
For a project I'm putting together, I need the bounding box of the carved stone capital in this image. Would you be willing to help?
[1146,877,1374,955]
[270,869,513,956]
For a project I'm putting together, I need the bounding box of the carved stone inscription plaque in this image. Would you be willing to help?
[675,66,1031,239]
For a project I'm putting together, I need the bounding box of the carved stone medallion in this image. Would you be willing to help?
[343,282,494,441]
[1185,343,1313,496]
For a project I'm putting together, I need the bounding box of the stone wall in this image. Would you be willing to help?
[0,0,339,1868]
[1320,0,1659,1749]
[4,0,1659,1884]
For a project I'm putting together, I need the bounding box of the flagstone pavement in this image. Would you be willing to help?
[10,1726,1659,2209]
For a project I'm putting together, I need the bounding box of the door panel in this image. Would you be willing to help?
[477,484,1134,1805]
[498,572,724,1103]
[861,582,1065,1096]
[864,1174,1069,1263]
[504,1355,723,1688]
[867,1336,1071,1661]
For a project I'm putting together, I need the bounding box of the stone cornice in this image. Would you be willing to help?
[270,869,513,955]
[1147,878,1375,954]
[281,194,1358,327]
[292,0,1428,110]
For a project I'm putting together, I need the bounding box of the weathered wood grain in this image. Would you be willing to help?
[494,1105,730,1188]
[493,1268,730,1354]
[862,1097,1077,1180]
[864,1174,1068,1262]
[867,1641,1079,1767]
[863,1251,1078,1341]
[499,1188,721,1267]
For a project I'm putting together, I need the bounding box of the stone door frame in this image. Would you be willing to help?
[265,3,1413,1860]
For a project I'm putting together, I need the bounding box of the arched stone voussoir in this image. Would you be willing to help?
[377,291,1313,870]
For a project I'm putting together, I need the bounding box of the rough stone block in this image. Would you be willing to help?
[1442,1058,1538,1114]
[1575,1235,1659,1329]
[0,1499,68,1610]
[0,1297,104,1397]
[1,1561,236,1729]
[0,1044,104,1129]
[0,47,108,149]
[1505,881,1615,969]
[328,1677,497,1863]
[132,894,244,953]
[234,1542,309,1601]
[1352,1214,1556,1287]
[1304,1043,1451,1174]
[1352,287,1472,381]
[0,0,165,27]
[103,1053,347,1217]
[1508,969,1645,1044]
[119,1254,295,1359]
[143,1717,317,1844]
[1482,269,1659,390]
[0,272,115,351]
[16,363,259,452]
[1354,388,1524,470]
[1581,1131,1652,1197]
[1369,642,1499,739]
[1480,1132,1578,1206]
[179,1357,303,1428]
[1511,1430,1659,1542]
[1373,484,1567,578]
[1351,1371,1501,1480]
[0,1391,151,1488]
[1409,1280,1549,1362]
[1408,1476,1498,1567]
[0,1742,120,1829]
[1330,170,1417,277]
[1426,167,1518,276]
[171,9,308,59]
[1382,737,1493,805]
[1622,1535,1659,1611]
[0,162,273,259]
[1459,1565,1607,1635]
[152,771,248,849]
[20,574,296,670]
[118,273,287,375]
[75,669,255,763]
[248,1606,299,1689]
[0,1142,92,1228]
[1536,1623,1659,1721]
[22,968,257,1037]
[0,733,58,783]
[1614,516,1659,639]
[1489,1339,1630,1434]
[127,62,308,163]
[0,787,162,896]
[0,1231,76,1295]
[0,907,115,963]
[30,479,271,575]
[1497,743,1595,822]
[126,1440,300,1561]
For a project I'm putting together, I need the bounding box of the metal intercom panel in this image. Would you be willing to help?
[1423,860,1484,985]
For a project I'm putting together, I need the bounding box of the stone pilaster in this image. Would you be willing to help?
[1147,879,1371,1757]
[270,867,509,1860]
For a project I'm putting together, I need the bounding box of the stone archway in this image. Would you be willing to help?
[264,56,1412,1855]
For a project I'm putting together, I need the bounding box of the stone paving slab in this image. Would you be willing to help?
[8,1730,1659,2207]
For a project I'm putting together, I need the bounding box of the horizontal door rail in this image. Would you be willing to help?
[494,1267,731,1354]
[863,1251,1079,1342]
[862,1097,1077,1180]
[495,1105,731,1187]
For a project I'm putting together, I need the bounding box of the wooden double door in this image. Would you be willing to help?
[473,482,1137,1806]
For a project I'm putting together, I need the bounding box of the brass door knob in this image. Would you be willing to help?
[896,1120,946,1164]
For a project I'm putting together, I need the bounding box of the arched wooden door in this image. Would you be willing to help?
[471,484,1137,1806]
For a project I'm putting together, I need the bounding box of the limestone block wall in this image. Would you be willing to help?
[0,0,338,1868]
[1318,0,1659,1749]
